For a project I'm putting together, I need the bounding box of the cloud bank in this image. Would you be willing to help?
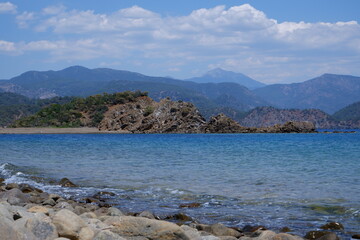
[1,3,360,83]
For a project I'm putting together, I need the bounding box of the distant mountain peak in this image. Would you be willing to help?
[61,65,90,73]
[187,68,266,90]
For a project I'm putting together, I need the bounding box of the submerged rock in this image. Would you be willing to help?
[320,222,344,230]
[59,178,78,188]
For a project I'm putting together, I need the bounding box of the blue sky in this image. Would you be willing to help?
[1,0,359,83]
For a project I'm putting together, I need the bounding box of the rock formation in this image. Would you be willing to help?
[98,96,317,133]
[98,96,206,133]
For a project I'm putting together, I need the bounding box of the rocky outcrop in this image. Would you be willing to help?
[202,114,316,133]
[202,114,248,133]
[99,97,316,133]
[240,106,360,129]
[240,107,335,128]
[98,96,206,133]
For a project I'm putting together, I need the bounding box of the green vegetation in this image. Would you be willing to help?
[0,92,74,127]
[12,91,148,128]
[332,101,360,121]
[143,106,154,117]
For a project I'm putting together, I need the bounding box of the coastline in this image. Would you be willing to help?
[0,127,357,134]
[0,127,130,134]
[0,181,352,240]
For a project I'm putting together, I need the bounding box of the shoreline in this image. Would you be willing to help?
[0,127,357,134]
[0,127,130,134]
[0,180,355,240]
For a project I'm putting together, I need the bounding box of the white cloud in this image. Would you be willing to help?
[0,40,16,51]
[16,11,35,28]
[0,2,16,14]
[42,4,66,15]
[5,4,360,82]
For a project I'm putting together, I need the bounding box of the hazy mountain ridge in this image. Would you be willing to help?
[1,66,360,124]
[240,106,360,129]
[187,68,266,90]
[332,101,360,122]
[0,66,267,119]
[254,73,360,114]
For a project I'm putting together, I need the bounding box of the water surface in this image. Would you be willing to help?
[1,133,359,238]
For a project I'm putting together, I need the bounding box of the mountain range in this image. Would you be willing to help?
[0,66,359,123]
[254,73,360,114]
[186,68,265,90]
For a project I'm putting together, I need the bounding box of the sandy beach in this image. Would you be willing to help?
[0,127,130,134]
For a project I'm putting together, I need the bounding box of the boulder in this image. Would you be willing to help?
[104,216,190,240]
[107,207,124,217]
[5,183,19,190]
[165,213,193,222]
[320,222,344,230]
[0,202,13,220]
[79,227,95,240]
[179,203,201,208]
[0,215,37,240]
[196,223,242,238]
[138,210,156,219]
[278,121,315,133]
[25,217,58,240]
[59,178,78,187]
[272,233,304,240]
[316,233,339,240]
[84,218,109,235]
[304,231,331,240]
[181,225,202,240]
[0,188,30,206]
[352,234,360,239]
[52,209,86,240]
[94,230,127,240]
[27,206,49,215]
[201,114,247,133]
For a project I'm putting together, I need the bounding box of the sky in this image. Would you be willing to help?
[0,0,360,84]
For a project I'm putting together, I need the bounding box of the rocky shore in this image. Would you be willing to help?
[0,180,356,240]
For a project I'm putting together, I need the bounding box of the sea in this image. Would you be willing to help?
[0,132,359,239]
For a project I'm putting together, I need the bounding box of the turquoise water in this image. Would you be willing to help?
[0,133,359,238]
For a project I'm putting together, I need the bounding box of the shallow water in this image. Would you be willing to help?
[1,133,359,238]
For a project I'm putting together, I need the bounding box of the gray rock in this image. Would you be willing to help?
[138,210,155,219]
[79,226,95,240]
[80,212,97,219]
[0,188,30,206]
[74,206,88,215]
[197,223,242,238]
[272,233,304,240]
[104,216,190,240]
[84,218,110,235]
[218,237,238,240]
[5,183,19,190]
[107,207,124,217]
[94,230,127,240]
[42,198,56,206]
[201,236,220,240]
[0,215,37,240]
[181,225,202,240]
[317,233,340,240]
[0,202,13,220]
[25,217,58,240]
[240,230,277,240]
[54,201,75,212]
[52,209,86,239]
